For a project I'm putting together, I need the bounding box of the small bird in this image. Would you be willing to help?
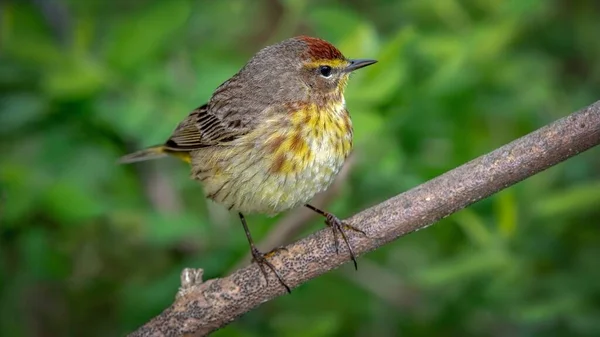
[120,36,376,292]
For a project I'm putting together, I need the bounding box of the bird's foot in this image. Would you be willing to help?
[251,246,291,293]
[324,212,366,270]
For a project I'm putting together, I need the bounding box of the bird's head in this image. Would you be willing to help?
[235,36,377,106]
[294,35,377,97]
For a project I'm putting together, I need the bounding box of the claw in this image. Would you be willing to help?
[251,247,291,293]
[305,204,366,270]
[324,213,364,270]
[239,212,291,293]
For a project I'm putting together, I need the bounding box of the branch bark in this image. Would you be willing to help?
[130,101,600,337]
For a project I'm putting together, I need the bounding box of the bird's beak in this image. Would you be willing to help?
[344,59,377,72]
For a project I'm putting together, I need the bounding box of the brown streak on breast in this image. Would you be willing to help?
[289,133,304,152]
[270,153,286,174]
[267,135,286,154]
[303,113,312,125]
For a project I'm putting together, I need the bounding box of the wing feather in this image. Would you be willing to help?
[164,104,246,151]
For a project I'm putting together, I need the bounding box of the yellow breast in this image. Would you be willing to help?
[266,102,353,175]
[193,101,353,215]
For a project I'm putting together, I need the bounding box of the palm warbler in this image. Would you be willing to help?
[120,36,376,292]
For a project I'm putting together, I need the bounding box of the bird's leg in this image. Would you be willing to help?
[305,204,366,270]
[238,213,291,293]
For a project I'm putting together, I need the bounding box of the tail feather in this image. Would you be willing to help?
[118,145,168,164]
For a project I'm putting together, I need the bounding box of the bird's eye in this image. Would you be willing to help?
[319,65,332,78]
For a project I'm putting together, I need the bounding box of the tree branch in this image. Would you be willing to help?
[130,101,600,337]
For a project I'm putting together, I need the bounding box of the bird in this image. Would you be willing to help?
[119,36,377,292]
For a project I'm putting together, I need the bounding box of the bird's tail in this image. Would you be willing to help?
[118,145,168,164]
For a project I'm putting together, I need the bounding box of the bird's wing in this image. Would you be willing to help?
[163,103,248,151]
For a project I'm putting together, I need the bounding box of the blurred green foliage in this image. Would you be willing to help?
[1,0,600,336]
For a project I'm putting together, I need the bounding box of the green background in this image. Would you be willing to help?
[2,0,600,336]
